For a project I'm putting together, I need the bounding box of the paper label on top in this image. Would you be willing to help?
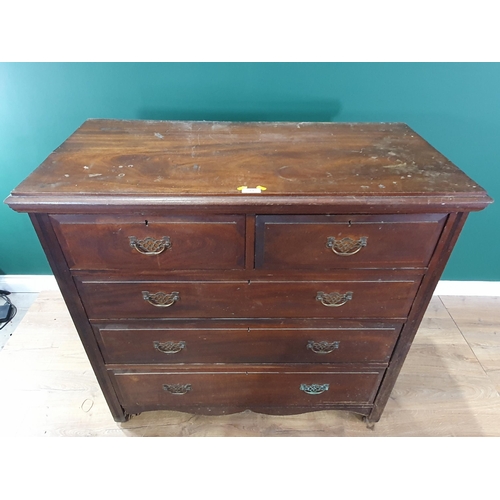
[237,185,267,194]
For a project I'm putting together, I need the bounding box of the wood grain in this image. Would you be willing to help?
[4,120,493,426]
[75,276,421,320]
[440,296,500,396]
[50,214,246,271]
[95,323,401,364]
[6,120,492,213]
[111,367,384,412]
[255,214,446,269]
[1,291,499,436]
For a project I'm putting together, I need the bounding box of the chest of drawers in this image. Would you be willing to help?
[6,120,491,423]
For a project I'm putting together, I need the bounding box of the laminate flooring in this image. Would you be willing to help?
[0,292,38,351]
[0,290,498,436]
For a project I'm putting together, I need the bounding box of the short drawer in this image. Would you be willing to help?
[96,323,402,364]
[76,274,421,320]
[255,214,447,269]
[50,214,245,271]
[110,365,386,411]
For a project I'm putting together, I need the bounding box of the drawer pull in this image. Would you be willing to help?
[142,291,180,307]
[326,236,367,256]
[129,236,171,255]
[300,383,329,395]
[316,291,353,307]
[153,340,186,354]
[163,383,192,395]
[307,340,340,354]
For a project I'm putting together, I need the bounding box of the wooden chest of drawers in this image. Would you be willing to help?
[6,120,491,423]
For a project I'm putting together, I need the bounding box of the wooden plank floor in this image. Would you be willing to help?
[0,292,38,351]
[0,291,499,436]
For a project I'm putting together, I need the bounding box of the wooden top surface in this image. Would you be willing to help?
[7,119,492,212]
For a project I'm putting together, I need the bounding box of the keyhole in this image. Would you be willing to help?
[145,220,148,226]
[348,220,352,227]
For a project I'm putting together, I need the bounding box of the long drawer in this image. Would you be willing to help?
[95,322,402,364]
[109,365,386,411]
[255,214,447,269]
[51,214,246,271]
[76,276,422,320]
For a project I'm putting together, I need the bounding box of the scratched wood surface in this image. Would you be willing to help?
[0,290,499,437]
[8,119,491,200]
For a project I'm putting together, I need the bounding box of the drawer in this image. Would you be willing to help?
[110,365,386,411]
[255,214,447,269]
[96,323,402,364]
[76,275,421,320]
[50,214,245,271]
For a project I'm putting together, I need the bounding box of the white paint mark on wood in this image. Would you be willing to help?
[382,163,407,169]
[211,123,228,131]
[177,122,193,130]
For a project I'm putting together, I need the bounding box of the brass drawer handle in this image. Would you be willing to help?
[142,291,180,307]
[300,383,329,395]
[326,236,367,256]
[307,340,340,354]
[163,383,191,395]
[154,340,186,354]
[129,236,171,255]
[316,291,353,307]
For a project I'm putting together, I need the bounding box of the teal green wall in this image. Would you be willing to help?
[1,63,498,279]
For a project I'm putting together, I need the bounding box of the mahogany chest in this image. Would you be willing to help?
[6,120,492,423]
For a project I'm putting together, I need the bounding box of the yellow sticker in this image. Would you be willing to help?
[237,185,267,193]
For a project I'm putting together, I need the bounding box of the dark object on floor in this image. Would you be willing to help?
[0,290,17,330]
